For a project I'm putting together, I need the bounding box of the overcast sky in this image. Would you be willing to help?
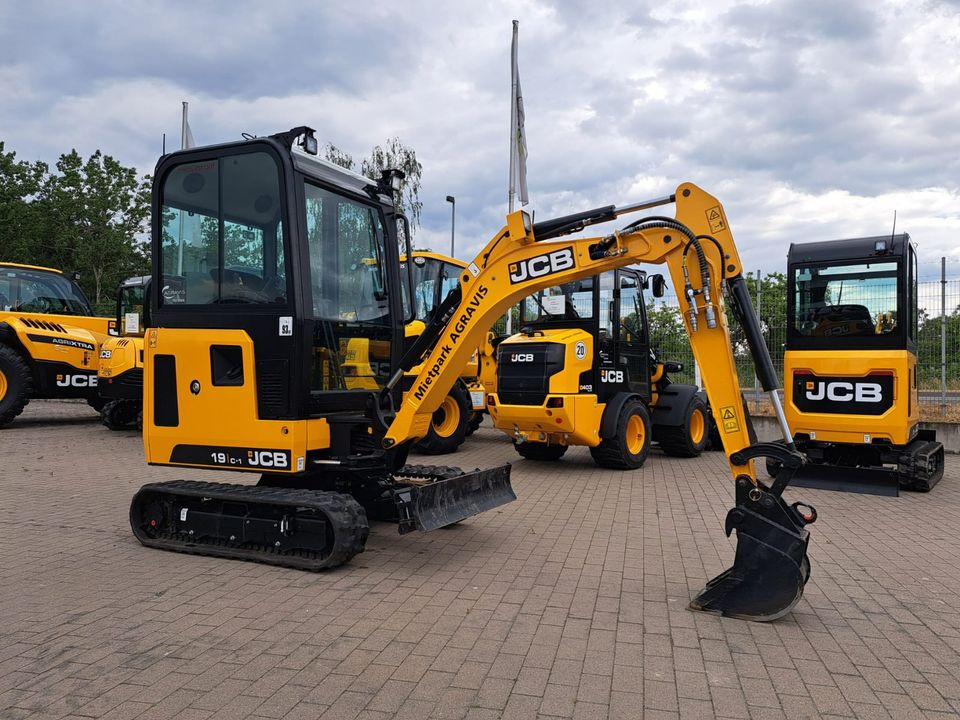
[2,0,959,280]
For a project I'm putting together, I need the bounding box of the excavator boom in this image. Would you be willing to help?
[387,183,816,620]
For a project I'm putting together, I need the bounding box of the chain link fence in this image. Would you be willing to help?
[648,268,960,422]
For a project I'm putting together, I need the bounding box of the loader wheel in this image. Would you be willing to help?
[590,400,652,469]
[0,345,32,428]
[465,412,484,436]
[87,395,108,412]
[101,400,140,430]
[515,441,568,461]
[413,382,472,455]
[658,395,710,458]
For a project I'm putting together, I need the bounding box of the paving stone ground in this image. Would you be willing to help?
[2,401,960,720]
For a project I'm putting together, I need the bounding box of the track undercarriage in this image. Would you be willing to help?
[129,464,515,570]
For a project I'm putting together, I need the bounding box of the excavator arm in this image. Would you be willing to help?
[385,183,816,621]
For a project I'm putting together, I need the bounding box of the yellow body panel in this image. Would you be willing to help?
[489,328,602,445]
[489,394,605,446]
[143,328,329,474]
[784,349,916,446]
[98,336,142,379]
[0,311,111,372]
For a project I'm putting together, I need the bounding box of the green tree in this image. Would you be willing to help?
[37,150,151,308]
[322,137,423,230]
[0,142,47,262]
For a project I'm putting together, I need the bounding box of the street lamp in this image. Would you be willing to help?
[446,195,456,258]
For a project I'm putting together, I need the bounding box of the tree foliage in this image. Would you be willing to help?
[322,137,423,230]
[0,141,151,312]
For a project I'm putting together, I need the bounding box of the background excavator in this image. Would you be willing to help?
[769,234,943,495]
[132,126,817,621]
[490,266,709,466]
[0,262,113,427]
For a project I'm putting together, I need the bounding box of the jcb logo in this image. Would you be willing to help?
[510,353,534,362]
[508,248,575,284]
[247,450,289,468]
[56,374,98,388]
[804,381,882,403]
[600,369,624,383]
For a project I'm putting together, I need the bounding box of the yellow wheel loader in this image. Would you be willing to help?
[400,251,484,454]
[490,267,709,467]
[132,126,817,620]
[98,275,149,430]
[0,263,113,426]
[769,234,944,495]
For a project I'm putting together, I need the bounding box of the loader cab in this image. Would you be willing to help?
[0,264,94,317]
[150,128,408,424]
[400,252,464,323]
[116,276,150,337]
[787,234,917,353]
[514,267,655,402]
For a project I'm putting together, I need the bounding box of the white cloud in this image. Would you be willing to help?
[1,0,959,280]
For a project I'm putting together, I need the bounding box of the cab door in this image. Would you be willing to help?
[615,270,650,399]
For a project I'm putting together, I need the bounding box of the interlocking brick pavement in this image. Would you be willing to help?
[2,400,960,719]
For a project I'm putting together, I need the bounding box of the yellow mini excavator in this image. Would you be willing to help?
[132,127,817,621]
[770,234,943,495]
[0,263,113,426]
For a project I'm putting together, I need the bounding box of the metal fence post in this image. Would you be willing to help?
[754,270,761,410]
[942,257,947,415]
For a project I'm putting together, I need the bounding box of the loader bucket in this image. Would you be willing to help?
[690,478,814,621]
[394,464,515,532]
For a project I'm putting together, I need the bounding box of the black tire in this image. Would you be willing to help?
[0,344,32,428]
[515,441,568,461]
[465,412,484,436]
[706,412,723,451]
[765,457,782,478]
[87,395,108,412]
[413,382,472,455]
[590,399,652,470]
[101,399,140,430]
[658,395,710,458]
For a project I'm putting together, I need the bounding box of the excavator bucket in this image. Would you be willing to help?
[393,464,516,532]
[691,445,816,621]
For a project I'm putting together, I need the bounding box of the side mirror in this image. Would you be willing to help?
[650,274,666,298]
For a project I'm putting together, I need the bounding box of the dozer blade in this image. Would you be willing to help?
[791,463,900,497]
[691,444,817,621]
[392,464,515,533]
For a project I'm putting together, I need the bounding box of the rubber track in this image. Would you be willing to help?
[130,480,368,571]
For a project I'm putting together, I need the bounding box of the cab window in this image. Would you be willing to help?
[160,152,288,305]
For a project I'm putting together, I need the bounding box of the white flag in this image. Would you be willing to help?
[181,101,195,150]
[509,20,529,208]
[514,72,528,206]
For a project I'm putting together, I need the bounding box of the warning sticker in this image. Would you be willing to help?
[719,405,740,433]
[705,206,727,234]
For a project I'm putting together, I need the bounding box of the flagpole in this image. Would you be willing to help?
[508,20,519,214]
